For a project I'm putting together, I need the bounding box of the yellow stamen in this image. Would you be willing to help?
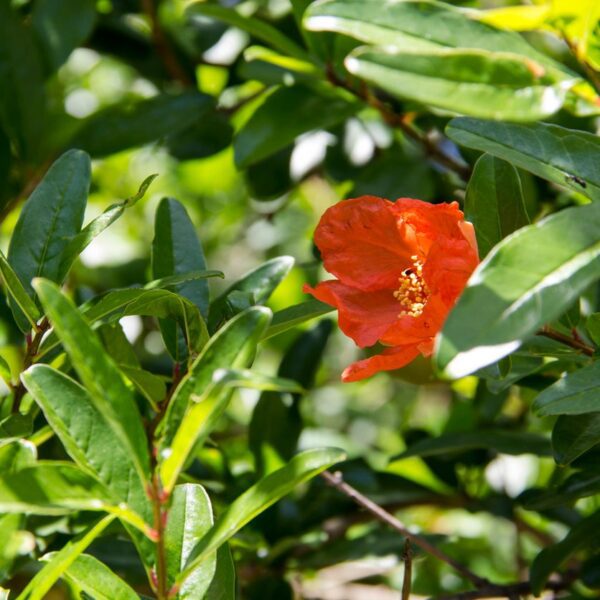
[394,257,429,318]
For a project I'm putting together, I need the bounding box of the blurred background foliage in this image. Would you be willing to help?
[1,0,600,598]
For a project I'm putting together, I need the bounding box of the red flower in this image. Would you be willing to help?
[304,196,479,382]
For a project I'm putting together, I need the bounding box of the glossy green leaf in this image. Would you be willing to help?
[153,197,210,361]
[446,118,600,202]
[7,150,91,331]
[533,362,600,416]
[395,430,551,459]
[0,514,32,581]
[187,3,313,63]
[21,365,154,560]
[0,440,36,474]
[51,553,138,600]
[206,545,236,600]
[530,509,600,594]
[177,448,346,586]
[0,251,42,331]
[144,270,224,291]
[209,256,294,331]
[161,307,273,458]
[553,413,600,465]
[15,515,116,600]
[586,313,600,346]
[38,287,209,361]
[31,0,96,72]
[120,366,166,410]
[161,359,305,493]
[58,174,157,279]
[262,300,333,340]
[0,2,46,159]
[72,92,212,157]
[165,484,216,599]
[233,85,358,168]
[33,279,150,485]
[345,47,571,121]
[0,414,33,448]
[304,0,575,81]
[435,202,600,378]
[465,154,530,257]
[0,462,112,515]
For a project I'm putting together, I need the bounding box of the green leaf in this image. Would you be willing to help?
[160,361,304,494]
[395,430,552,459]
[15,515,116,600]
[160,307,273,462]
[177,448,346,586]
[58,174,157,279]
[21,365,154,561]
[186,3,314,63]
[0,440,36,474]
[0,414,33,447]
[530,509,600,594]
[262,300,333,340]
[250,320,332,475]
[435,202,600,378]
[304,0,576,82]
[586,313,600,346]
[144,270,224,290]
[52,553,138,600]
[0,251,42,331]
[33,279,151,485]
[233,84,358,168]
[0,514,32,581]
[446,118,600,202]
[31,0,96,72]
[72,92,213,157]
[7,150,91,331]
[206,545,236,600]
[0,462,113,515]
[209,256,294,331]
[524,470,600,510]
[465,154,530,257]
[165,484,216,599]
[0,2,46,159]
[120,366,166,411]
[153,197,210,361]
[38,287,210,361]
[553,413,600,465]
[345,47,571,121]
[533,362,600,416]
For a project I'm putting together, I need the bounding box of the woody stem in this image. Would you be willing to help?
[538,326,594,356]
[320,470,489,588]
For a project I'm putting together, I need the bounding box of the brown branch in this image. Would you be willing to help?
[325,66,472,181]
[12,317,50,413]
[141,0,193,87]
[320,470,489,588]
[401,539,413,600]
[431,575,574,600]
[538,325,594,356]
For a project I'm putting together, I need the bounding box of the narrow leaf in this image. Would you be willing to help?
[15,515,116,600]
[33,279,150,485]
[465,154,530,256]
[553,413,600,465]
[7,150,91,330]
[178,448,346,586]
[166,484,216,599]
[262,300,333,340]
[447,118,600,202]
[435,202,600,378]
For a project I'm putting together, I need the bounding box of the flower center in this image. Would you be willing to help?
[393,255,429,318]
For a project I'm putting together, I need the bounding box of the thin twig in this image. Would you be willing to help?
[402,539,413,600]
[12,317,50,413]
[141,0,193,86]
[325,66,472,181]
[150,474,169,600]
[538,325,594,356]
[320,470,489,588]
[431,575,574,600]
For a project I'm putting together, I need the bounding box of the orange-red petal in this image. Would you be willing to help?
[303,281,400,348]
[342,345,421,382]
[314,196,415,291]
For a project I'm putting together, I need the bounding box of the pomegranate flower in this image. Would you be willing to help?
[304,196,479,382]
